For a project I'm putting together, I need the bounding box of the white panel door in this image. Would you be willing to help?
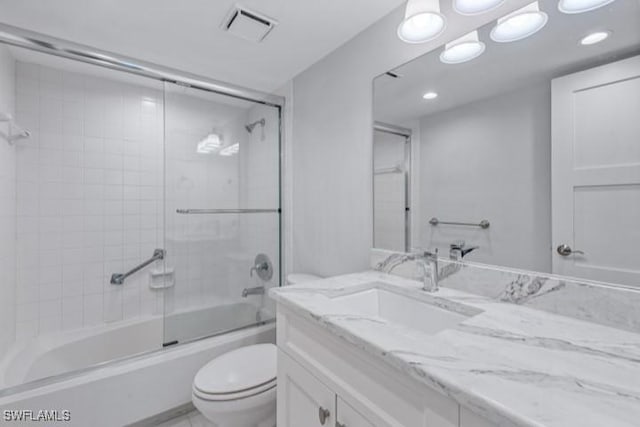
[277,350,336,427]
[552,55,640,286]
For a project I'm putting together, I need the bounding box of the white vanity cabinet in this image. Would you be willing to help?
[278,350,375,427]
[276,306,497,427]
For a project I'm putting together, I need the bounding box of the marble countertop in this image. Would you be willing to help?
[270,271,640,427]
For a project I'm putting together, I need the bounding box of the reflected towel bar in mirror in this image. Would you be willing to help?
[429,217,490,229]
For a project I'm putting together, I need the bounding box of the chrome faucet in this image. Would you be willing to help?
[415,249,439,292]
[449,241,479,261]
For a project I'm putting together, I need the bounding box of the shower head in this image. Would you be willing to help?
[245,118,265,133]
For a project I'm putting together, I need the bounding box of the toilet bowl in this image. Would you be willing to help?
[192,343,277,427]
[287,273,322,285]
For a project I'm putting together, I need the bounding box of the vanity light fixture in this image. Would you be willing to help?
[580,30,611,45]
[558,0,616,14]
[453,0,505,15]
[423,91,439,100]
[440,31,486,64]
[490,1,548,43]
[197,133,222,154]
[397,0,446,44]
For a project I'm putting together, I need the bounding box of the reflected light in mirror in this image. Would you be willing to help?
[580,30,611,45]
[219,143,240,156]
[490,1,549,43]
[453,0,505,15]
[559,0,617,14]
[440,31,486,64]
[197,133,222,154]
[397,0,446,44]
[423,91,439,100]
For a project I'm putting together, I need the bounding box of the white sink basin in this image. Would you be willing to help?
[331,287,472,335]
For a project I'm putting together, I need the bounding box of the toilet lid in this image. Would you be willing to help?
[287,273,322,284]
[194,344,277,395]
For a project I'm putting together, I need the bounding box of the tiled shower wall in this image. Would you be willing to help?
[164,88,280,314]
[13,62,164,339]
[0,45,16,357]
[11,61,281,343]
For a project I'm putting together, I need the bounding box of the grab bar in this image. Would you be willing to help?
[110,248,165,285]
[176,209,279,214]
[429,217,490,229]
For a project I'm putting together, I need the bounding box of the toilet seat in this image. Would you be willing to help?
[193,343,276,402]
[193,381,276,401]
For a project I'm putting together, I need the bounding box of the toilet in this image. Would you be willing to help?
[192,343,277,427]
[287,273,322,285]
[192,274,320,426]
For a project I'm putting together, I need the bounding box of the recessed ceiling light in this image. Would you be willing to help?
[440,31,486,64]
[558,0,616,14]
[453,0,505,15]
[397,0,446,44]
[490,2,548,43]
[580,30,611,45]
[423,91,439,100]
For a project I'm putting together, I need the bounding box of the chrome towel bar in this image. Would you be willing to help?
[176,209,279,214]
[111,248,165,285]
[429,217,490,229]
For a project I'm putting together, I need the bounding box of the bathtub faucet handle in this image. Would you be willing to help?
[249,253,273,281]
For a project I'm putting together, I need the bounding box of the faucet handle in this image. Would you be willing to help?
[450,241,479,259]
[450,240,466,250]
[424,248,439,258]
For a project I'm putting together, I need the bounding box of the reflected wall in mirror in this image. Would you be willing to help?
[373,0,640,287]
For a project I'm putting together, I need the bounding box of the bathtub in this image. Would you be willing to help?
[0,302,275,426]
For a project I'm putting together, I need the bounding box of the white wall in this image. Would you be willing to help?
[419,83,552,272]
[290,0,534,277]
[0,45,16,357]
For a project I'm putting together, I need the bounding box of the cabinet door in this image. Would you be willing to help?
[460,408,498,427]
[277,350,335,427]
[336,396,376,427]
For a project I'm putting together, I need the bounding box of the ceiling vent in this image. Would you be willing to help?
[222,5,278,43]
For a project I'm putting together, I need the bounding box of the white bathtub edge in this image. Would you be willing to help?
[0,323,276,427]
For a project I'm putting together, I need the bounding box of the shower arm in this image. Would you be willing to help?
[245,118,265,133]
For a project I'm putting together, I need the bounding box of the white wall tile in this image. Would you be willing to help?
[13,62,164,337]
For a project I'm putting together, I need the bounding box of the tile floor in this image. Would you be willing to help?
[153,410,214,427]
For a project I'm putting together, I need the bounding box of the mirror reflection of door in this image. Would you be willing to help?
[373,124,411,252]
[552,56,640,286]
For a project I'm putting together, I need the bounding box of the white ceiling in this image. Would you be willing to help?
[0,0,406,93]
[374,0,640,124]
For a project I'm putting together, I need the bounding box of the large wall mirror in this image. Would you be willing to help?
[373,0,640,287]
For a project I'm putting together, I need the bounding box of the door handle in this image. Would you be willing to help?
[318,407,330,425]
[557,244,585,257]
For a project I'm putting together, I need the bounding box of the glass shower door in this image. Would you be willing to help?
[162,82,280,346]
